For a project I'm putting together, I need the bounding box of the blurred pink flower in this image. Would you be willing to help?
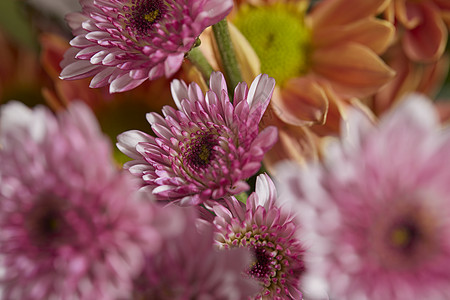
[211,174,305,300]
[276,94,450,300]
[131,205,260,299]
[0,101,160,299]
[117,72,278,206]
[59,0,232,93]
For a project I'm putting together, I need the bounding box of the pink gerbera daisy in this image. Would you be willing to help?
[117,72,278,206]
[276,94,450,300]
[59,0,233,93]
[210,174,305,299]
[131,205,260,299]
[0,101,160,299]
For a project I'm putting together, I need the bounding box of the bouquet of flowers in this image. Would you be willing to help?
[0,0,450,299]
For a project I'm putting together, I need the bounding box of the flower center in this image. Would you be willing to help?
[184,134,218,170]
[249,246,272,279]
[234,4,311,85]
[129,0,166,35]
[390,221,420,252]
[218,224,305,298]
[26,196,67,246]
[372,201,439,269]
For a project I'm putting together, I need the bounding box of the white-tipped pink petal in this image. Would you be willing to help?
[246,74,276,122]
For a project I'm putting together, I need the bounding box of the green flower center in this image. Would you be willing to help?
[234,4,311,85]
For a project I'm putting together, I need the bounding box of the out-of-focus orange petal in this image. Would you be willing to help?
[312,43,395,98]
[395,0,421,29]
[307,0,389,28]
[434,0,450,26]
[435,101,450,124]
[313,18,395,55]
[402,2,447,62]
[272,77,328,126]
[369,42,448,116]
[310,84,348,136]
[371,44,421,115]
[417,54,449,95]
[40,33,69,80]
[262,114,319,173]
[384,1,395,24]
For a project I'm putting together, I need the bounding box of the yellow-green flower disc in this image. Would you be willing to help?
[234,4,311,85]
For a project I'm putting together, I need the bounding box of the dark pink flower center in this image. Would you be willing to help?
[185,134,218,170]
[248,246,272,279]
[26,196,67,246]
[389,220,421,253]
[130,0,166,35]
[373,204,439,269]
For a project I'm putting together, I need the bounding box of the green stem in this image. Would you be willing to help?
[212,19,243,98]
[186,46,214,86]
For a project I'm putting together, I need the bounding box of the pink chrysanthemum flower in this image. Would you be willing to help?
[117,72,278,206]
[59,0,233,93]
[210,174,305,300]
[131,205,260,299]
[0,101,160,299]
[276,94,450,300]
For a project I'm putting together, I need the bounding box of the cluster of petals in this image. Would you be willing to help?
[117,72,278,206]
[370,41,450,116]
[0,101,160,299]
[131,205,260,299]
[275,94,450,300]
[384,0,450,62]
[210,174,305,299]
[60,0,233,93]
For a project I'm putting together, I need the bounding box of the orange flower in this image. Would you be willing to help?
[197,0,396,167]
[225,0,395,128]
[384,0,450,62]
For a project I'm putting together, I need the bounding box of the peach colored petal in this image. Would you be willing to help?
[39,33,70,79]
[440,11,450,27]
[371,44,422,115]
[435,101,450,124]
[369,43,448,117]
[262,114,319,172]
[433,0,450,26]
[311,43,395,98]
[181,61,209,92]
[417,54,449,95]
[384,1,395,24]
[395,0,421,29]
[307,0,389,28]
[310,84,348,137]
[198,28,220,71]
[271,77,329,127]
[402,2,447,62]
[313,18,395,55]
